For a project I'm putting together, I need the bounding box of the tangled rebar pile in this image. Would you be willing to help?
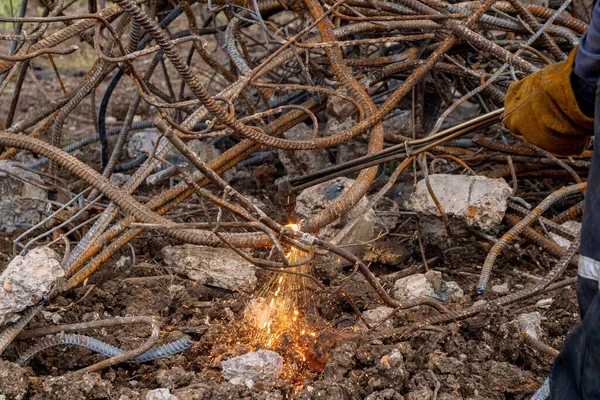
[0,0,592,374]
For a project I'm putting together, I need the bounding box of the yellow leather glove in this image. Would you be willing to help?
[503,49,593,156]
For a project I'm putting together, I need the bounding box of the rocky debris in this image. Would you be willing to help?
[536,298,553,309]
[409,174,512,237]
[484,360,538,392]
[325,116,356,137]
[277,123,331,177]
[491,282,510,295]
[362,306,395,330]
[392,271,463,303]
[155,367,195,390]
[109,172,131,186]
[162,244,256,291]
[145,140,227,185]
[296,177,376,264]
[364,388,405,400]
[364,240,410,266]
[127,129,161,158]
[382,110,413,138]
[146,388,179,400]
[549,221,582,248]
[40,372,112,400]
[517,312,542,339]
[41,310,62,324]
[0,361,30,400]
[221,349,284,387]
[427,350,466,375]
[0,247,64,326]
[327,90,356,121]
[0,160,48,233]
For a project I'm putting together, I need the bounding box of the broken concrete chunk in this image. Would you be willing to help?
[536,298,553,309]
[221,350,283,385]
[0,247,64,327]
[127,129,161,159]
[393,274,434,301]
[410,174,511,230]
[0,160,48,233]
[327,89,357,121]
[109,173,131,186]
[277,123,331,177]
[162,244,256,291]
[382,110,413,138]
[0,361,30,400]
[296,177,376,247]
[549,221,582,248]
[491,283,510,295]
[392,272,463,303]
[146,388,179,400]
[145,139,227,185]
[517,312,542,339]
[362,306,395,330]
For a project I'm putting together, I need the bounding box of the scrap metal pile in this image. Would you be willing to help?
[0,0,592,377]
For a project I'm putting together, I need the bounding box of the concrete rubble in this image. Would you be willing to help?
[491,283,510,295]
[0,247,64,327]
[127,129,161,159]
[296,177,376,264]
[517,312,542,339]
[145,139,226,185]
[221,349,284,387]
[392,271,463,303]
[162,244,257,291]
[0,160,48,233]
[362,306,395,330]
[548,221,582,248]
[409,175,512,245]
[277,122,331,177]
[327,88,356,122]
[146,388,179,400]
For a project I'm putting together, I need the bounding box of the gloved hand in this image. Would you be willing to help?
[503,48,593,156]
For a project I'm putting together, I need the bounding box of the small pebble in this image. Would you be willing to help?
[491,283,510,295]
[536,298,553,309]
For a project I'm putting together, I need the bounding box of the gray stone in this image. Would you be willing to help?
[0,361,29,400]
[277,123,331,177]
[393,272,463,302]
[325,116,356,137]
[517,312,542,339]
[410,174,511,230]
[382,111,413,138]
[327,89,357,121]
[393,274,435,301]
[145,140,226,184]
[146,388,178,400]
[0,160,47,233]
[0,247,63,326]
[296,177,376,260]
[127,129,161,158]
[491,283,510,295]
[109,173,130,186]
[162,244,256,291]
[536,298,553,309]
[549,221,582,248]
[42,372,112,399]
[363,306,395,330]
[221,350,283,385]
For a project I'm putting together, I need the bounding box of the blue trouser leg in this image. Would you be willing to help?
[550,277,600,399]
[548,76,600,399]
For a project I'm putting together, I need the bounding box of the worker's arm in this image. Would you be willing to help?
[502,3,600,155]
